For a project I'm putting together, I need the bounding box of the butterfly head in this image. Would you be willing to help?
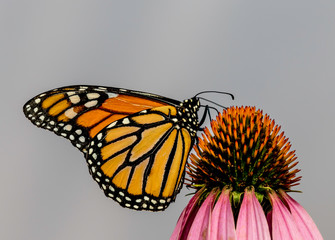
[178,97,201,137]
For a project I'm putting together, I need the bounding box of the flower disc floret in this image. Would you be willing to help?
[187,106,301,205]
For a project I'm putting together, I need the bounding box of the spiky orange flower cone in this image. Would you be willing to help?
[171,106,323,240]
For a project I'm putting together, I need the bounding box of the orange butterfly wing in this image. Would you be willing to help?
[86,105,194,210]
[24,85,200,211]
[23,86,170,152]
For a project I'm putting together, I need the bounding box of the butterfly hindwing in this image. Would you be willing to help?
[86,105,194,210]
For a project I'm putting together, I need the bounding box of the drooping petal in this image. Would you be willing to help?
[170,192,201,240]
[187,192,216,240]
[209,189,236,240]
[236,188,271,240]
[279,190,323,240]
[269,191,303,240]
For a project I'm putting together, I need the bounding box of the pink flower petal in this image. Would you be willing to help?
[209,189,236,240]
[236,188,271,240]
[269,191,303,240]
[187,192,216,240]
[279,190,323,240]
[170,193,201,240]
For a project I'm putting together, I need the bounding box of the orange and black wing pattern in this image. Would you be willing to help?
[86,105,195,210]
[23,85,175,152]
[23,85,200,211]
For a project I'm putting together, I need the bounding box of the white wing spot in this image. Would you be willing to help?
[67,91,76,96]
[79,86,88,90]
[122,118,130,124]
[107,93,118,98]
[35,98,41,104]
[107,121,117,129]
[87,93,100,99]
[65,108,78,119]
[79,136,86,143]
[69,95,80,104]
[84,100,98,108]
[97,133,103,140]
[64,124,72,131]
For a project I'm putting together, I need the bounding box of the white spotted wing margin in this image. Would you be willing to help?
[23,86,112,153]
[85,106,195,211]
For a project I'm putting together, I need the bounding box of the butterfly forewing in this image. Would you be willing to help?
[86,105,194,211]
[23,86,171,152]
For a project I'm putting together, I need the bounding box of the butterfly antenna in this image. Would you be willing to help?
[195,90,234,100]
[198,105,216,130]
[198,97,227,109]
[200,105,219,115]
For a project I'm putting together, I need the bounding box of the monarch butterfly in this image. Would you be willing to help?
[23,85,233,211]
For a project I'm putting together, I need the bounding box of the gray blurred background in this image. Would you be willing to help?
[1,1,334,239]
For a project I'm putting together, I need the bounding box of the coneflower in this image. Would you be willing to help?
[170,106,323,240]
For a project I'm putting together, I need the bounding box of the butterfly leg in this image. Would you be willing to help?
[198,105,210,131]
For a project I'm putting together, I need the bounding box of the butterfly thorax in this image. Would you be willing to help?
[177,97,200,137]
